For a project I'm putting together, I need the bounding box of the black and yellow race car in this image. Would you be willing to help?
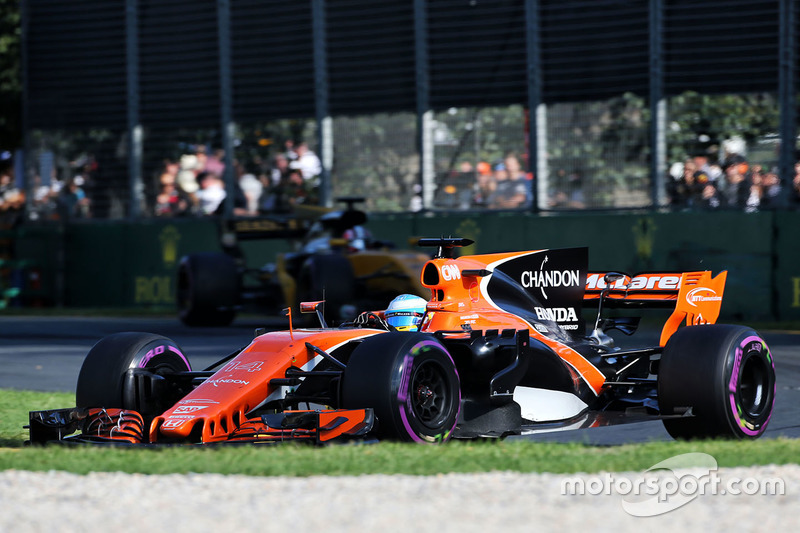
[176,199,429,326]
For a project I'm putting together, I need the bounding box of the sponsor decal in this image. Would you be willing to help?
[161,419,186,428]
[167,415,197,419]
[179,398,219,404]
[533,323,550,334]
[630,275,681,291]
[534,306,578,323]
[585,273,681,291]
[173,405,207,414]
[221,361,264,373]
[632,217,656,265]
[159,225,181,267]
[441,264,461,281]
[489,247,588,334]
[134,276,172,305]
[207,376,250,387]
[521,257,581,300]
[686,287,722,307]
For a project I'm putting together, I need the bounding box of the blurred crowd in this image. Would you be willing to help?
[433,151,534,210]
[150,140,321,218]
[4,138,800,224]
[1,155,94,226]
[666,139,800,211]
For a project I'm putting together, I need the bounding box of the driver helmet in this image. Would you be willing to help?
[384,294,428,332]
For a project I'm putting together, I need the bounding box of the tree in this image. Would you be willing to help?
[0,0,21,150]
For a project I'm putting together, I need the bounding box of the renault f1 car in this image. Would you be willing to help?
[176,198,429,326]
[28,238,776,445]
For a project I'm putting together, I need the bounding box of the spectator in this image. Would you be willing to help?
[195,171,226,215]
[194,146,209,174]
[721,137,748,172]
[791,162,800,208]
[154,171,192,217]
[672,159,705,208]
[0,164,25,225]
[699,182,723,210]
[283,139,298,162]
[57,177,91,219]
[204,149,225,178]
[285,167,317,206]
[26,174,61,221]
[260,168,316,213]
[759,168,783,209]
[744,166,764,213]
[290,141,322,182]
[692,154,722,184]
[489,163,526,209]
[720,163,750,209]
[268,153,290,186]
[472,161,496,208]
[232,164,263,217]
[504,153,532,207]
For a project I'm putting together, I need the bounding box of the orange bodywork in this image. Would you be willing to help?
[150,328,382,443]
[658,270,727,346]
[418,251,608,395]
[417,250,728,395]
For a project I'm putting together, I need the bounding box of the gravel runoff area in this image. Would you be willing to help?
[2,465,796,532]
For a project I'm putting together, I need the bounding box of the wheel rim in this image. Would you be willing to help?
[739,354,770,418]
[410,360,452,429]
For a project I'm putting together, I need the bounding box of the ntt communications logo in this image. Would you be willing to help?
[561,453,784,517]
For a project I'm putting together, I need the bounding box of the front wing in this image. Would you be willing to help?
[27,407,374,446]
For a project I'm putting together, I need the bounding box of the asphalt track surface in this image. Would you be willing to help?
[1,314,798,444]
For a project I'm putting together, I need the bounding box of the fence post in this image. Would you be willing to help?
[20,0,31,216]
[525,0,542,213]
[778,0,796,205]
[312,0,332,208]
[414,0,433,210]
[126,0,142,219]
[649,0,666,208]
[218,0,235,218]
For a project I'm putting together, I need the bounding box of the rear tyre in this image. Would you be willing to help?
[297,254,355,325]
[341,333,460,443]
[177,252,238,326]
[76,332,192,419]
[658,325,775,440]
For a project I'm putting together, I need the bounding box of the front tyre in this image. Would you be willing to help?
[658,325,775,440]
[76,332,192,419]
[341,333,461,443]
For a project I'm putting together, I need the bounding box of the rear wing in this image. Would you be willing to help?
[584,271,728,346]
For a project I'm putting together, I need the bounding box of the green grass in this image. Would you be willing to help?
[2,388,798,476]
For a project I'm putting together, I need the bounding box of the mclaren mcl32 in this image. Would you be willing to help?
[29,238,775,445]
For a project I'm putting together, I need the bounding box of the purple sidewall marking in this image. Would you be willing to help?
[138,344,191,371]
[396,340,461,443]
[728,335,773,436]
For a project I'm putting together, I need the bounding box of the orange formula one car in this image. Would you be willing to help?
[28,238,775,445]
